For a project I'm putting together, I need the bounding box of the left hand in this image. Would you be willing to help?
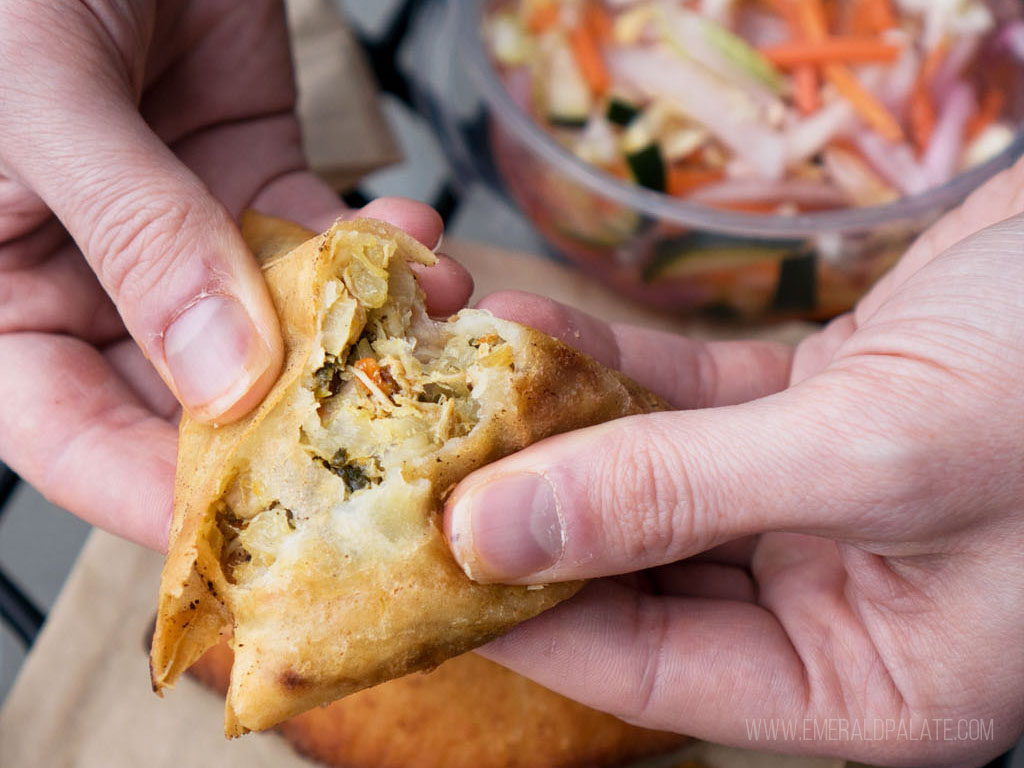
[0,0,469,551]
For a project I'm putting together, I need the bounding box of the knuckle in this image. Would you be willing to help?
[594,417,696,565]
[619,598,672,724]
[85,189,204,304]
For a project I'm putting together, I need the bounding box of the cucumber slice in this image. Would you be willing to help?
[699,17,785,93]
[549,114,590,129]
[607,97,641,126]
[626,144,666,192]
[644,233,804,282]
[661,126,708,162]
[772,253,817,311]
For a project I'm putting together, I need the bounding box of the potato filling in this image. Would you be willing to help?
[213,232,516,586]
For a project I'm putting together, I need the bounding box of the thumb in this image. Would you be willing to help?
[445,379,915,584]
[0,29,281,423]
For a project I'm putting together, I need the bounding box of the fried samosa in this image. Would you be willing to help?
[150,214,666,736]
[188,641,689,768]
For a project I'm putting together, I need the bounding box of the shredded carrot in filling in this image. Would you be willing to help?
[354,357,395,398]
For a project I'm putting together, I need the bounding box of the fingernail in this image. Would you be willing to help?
[453,474,563,582]
[431,231,444,252]
[163,296,272,419]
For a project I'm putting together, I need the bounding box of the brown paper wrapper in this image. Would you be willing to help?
[290,0,400,190]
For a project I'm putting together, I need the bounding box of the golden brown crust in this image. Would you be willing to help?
[189,643,688,768]
[151,215,669,736]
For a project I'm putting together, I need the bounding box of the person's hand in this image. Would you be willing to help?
[0,1,471,551]
[444,158,1024,764]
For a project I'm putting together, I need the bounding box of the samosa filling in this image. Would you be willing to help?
[213,231,515,587]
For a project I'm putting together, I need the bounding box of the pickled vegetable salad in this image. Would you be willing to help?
[486,0,1022,212]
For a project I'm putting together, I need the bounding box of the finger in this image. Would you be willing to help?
[476,291,793,408]
[175,112,465,314]
[476,581,811,744]
[412,254,474,317]
[0,240,124,341]
[176,115,449,259]
[445,376,915,584]
[689,536,759,568]
[0,333,176,551]
[168,111,342,232]
[648,562,757,602]
[789,313,857,386]
[0,23,282,425]
[343,198,469,315]
[103,337,180,419]
[343,197,444,252]
[253,182,469,314]
[481,567,936,764]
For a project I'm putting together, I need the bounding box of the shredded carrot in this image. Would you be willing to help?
[667,166,726,197]
[825,64,904,141]
[711,199,784,214]
[354,357,394,397]
[526,2,559,34]
[921,39,949,82]
[583,0,614,43]
[904,42,950,153]
[768,0,822,114]
[849,0,896,35]
[794,0,829,42]
[606,159,631,179]
[568,22,610,95]
[908,82,937,154]
[787,1,904,141]
[761,38,903,67]
[966,88,1006,141]
[825,64,904,142]
[904,43,948,154]
[793,66,821,114]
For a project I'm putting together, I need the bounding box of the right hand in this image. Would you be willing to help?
[444,158,1024,764]
[0,0,470,551]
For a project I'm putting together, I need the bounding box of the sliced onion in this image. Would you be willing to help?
[734,7,790,48]
[1001,19,1024,62]
[823,147,899,206]
[932,34,982,96]
[655,3,783,104]
[785,99,857,164]
[700,0,738,26]
[853,132,931,196]
[921,82,977,187]
[861,39,919,116]
[688,177,850,208]
[607,46,788,179]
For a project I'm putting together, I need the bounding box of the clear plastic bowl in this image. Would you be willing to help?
[454,0,1024,320]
